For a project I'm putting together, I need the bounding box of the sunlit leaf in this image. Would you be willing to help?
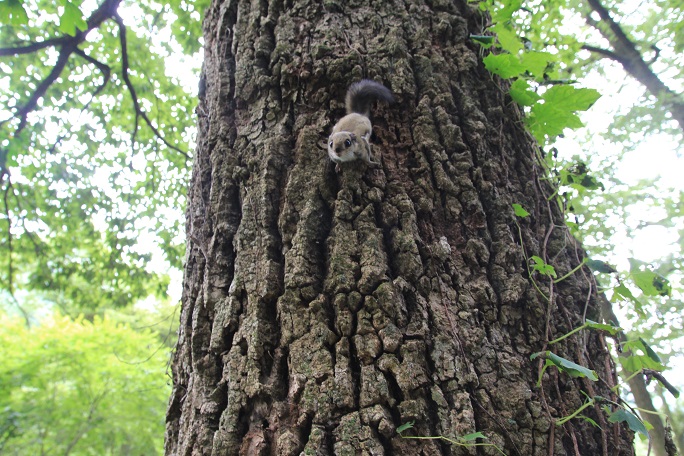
[530,255,557,278]
[510,78,541,106]
[0,0,28,25]
[491,0,523,22]
[621,339,666,372]
[512,203,530,217]
[483,53,526,79]
[58,2,88,36]
[628,259,671,297]
[491,23,523,53]
[519,51,554,78]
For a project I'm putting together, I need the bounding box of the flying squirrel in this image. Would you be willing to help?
[327,80,394,169]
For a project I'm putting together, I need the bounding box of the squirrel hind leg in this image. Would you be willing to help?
[356,138,381,167]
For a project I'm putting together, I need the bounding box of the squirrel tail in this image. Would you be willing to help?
[345,79,394,116]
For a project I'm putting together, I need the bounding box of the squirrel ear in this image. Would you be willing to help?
[349,133,356,140]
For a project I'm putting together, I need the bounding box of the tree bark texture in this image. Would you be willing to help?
[165,0,635,454]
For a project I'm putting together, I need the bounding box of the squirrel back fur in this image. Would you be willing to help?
[345,79,395,117]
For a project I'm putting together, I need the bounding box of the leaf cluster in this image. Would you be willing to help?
[506,0,684,140]
[0,0,203,310]
[474,0,601,144]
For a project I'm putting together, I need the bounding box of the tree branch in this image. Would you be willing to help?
[2,0,188,159]
[599,296,670,456]
[0,36,70,57]
[13,42,76,133]
[73,48,112,99]
[584,0,684,131]
[113,14,189,159]
[580,44,624,64]
[1,0,124,133]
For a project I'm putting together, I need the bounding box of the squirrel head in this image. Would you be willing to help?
[327,132,358,163]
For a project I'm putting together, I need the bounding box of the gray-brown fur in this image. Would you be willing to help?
[328,80,394,167]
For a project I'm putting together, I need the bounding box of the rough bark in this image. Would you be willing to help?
[165,0,635,454]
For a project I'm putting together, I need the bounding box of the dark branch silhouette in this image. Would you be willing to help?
[74,48,112,98]
[1,0,123,133]
[113,14,189,159]
[583,0,684,131]
[580,45,623,64]
[0,0,188,157]
[13,42,76,132]
[0,36,70,57]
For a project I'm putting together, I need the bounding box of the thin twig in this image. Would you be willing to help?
[113,14,189,159]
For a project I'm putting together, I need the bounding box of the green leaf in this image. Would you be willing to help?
[491,23,523,53]
[638,337,662,363]
[470,35,496,46]
[621,339,666,372]
[542,85,601,112]
[527,102,582,142]
[559,163,604,192]
[483,53,526,79]
[58,2,88,36]
[612,283,645,316]
[530,255,557,278]
[628,259,671,297]
[586,259,617,274]
[509,79,541,106]
[460,432,487,442]
[491,0,523,22]
[0,0,28,25]
[512,203,530,217]
[396,421,415,433]
[608,409,649,439]
[546,351,598,381]
[519,51,554,78]
[526,86,601,142]
[585,320,621,335]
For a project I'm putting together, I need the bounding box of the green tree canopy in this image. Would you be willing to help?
[0,309,172,454]
[0,0,207,312]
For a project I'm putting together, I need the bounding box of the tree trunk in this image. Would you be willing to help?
[164,0,635,455]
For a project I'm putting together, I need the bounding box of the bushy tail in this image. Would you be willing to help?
[345,79,394,117]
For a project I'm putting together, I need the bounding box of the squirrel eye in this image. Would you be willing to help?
[344,139,352,147]
[329,141,333,148]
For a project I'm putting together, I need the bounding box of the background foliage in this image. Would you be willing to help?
[0,304,176,455]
